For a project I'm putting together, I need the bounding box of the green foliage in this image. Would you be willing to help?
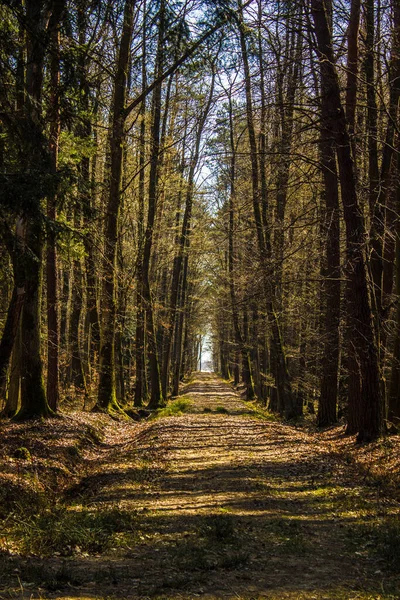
[243,401,277,421]
[13,505,138,556]
[14,447,32,460]
[357,518,400,573]
[59,131,96,167]
[151,397,192,419]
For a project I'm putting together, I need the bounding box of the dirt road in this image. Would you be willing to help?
[3,373,399,599]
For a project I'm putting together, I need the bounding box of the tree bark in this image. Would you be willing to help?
[46,0,64,412]
[134,2,148,407]
[227,92,254,400]
[95,0,135,411]
[238,1,296,418]
[317,0,341,427]
[16,0,53,419]
[142,1,166,409]
[311,0,383,442]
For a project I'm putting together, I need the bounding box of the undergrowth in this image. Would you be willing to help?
[350,517,400,573]
[243,401,277,421]
[151,397,192,419]
[6,504,139,556]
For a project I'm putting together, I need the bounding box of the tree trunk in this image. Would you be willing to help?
[3,324,22,418]
[227,92,254,400]
[46,0,64,412]
[69,250,86,392]
[142,1,166,409]
[345,0,361,160]
[16,0,53,419]
[95,0,135,412]
[311,0,383,442]
[0,221,25,405]
[317,0,341,426]
[238,1,296,418]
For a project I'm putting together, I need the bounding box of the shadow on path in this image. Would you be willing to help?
[2,373,399,599]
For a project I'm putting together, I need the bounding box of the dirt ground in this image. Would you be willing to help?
[0,373,399,599]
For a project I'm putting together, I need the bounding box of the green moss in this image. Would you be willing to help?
[243,401,277,421]
[14,446,32,460]
[151,397,192,419]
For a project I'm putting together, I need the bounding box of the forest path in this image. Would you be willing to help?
[9,373,400,599]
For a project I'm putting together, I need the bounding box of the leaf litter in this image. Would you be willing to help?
[0,373,399,599]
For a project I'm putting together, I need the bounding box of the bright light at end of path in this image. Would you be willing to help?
[198,333,213,372]
[201,350,213,372]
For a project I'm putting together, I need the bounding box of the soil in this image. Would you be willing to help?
[0,373,399,599]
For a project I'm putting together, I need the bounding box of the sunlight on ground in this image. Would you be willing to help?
[1,374,399,599]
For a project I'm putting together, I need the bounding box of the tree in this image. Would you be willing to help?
[95,0,136,413]
[311,0,383,442]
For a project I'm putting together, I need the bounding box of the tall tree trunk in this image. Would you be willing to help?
[374,0,400,361]
[388,170,400,425]
[95,0,135,412]
[365,0,383,336]
[4,324,21,418]
[0,222,25,406]
[311,0,383,442]
[77,1,100,385]
[238,1,296,418]
[46,0,64,412]
[227,92,254,400]
[134,2,148,407]
[142,1,166,409]
[317,0,341,426]
[16,0,52,419]
[171,254,189,397]
[69,246,86,392]
[345,0,361,160]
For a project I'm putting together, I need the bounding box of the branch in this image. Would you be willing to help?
[123,2,253,119]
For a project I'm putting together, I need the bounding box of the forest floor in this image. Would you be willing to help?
[0,373,400,600]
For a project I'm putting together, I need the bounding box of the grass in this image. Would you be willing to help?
[151,397,192,419]
[8,504,139,556]
[171,538,250,573]
[242,400,277,421]
[346,516,400,573]
[214,406,229,414]
[197,513,237,542]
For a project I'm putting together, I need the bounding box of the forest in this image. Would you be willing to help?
[0,0,400,598]
[1,0,400,438]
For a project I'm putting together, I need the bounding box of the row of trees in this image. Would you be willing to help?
[0,0,217,419]
[209,0,400,441]
[0,0,399,442]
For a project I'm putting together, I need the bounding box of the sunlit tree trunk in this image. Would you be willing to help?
[134,9,148,406]
[142,0,166,409]
[95,0,135,412]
